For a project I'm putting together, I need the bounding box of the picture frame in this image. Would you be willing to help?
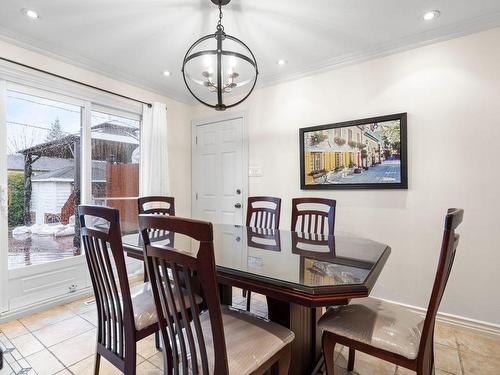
[299,113,408,190]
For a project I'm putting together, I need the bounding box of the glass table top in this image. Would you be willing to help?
[122,224,390,294]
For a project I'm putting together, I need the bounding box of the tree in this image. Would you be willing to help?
[45,118,64,142]
[8,172,24,226]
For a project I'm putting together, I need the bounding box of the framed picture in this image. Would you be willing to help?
[300,113,407,190]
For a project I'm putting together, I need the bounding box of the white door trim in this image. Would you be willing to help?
[191,111,249,221]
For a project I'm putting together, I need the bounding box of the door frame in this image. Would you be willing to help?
[191,111,249,223]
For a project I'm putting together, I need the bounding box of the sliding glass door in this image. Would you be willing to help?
[0,82,142,315]
[6,89,83,269]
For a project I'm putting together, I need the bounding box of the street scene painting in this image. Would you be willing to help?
[300,113,407,189]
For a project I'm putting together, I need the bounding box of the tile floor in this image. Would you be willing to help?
[1,288,499,375]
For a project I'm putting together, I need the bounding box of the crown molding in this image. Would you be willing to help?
[257,11,500,90]
[0,26,194,105]
[0,10,499,105]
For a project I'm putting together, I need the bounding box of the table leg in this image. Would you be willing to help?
[267,297,323,375]
[218,283,233,306]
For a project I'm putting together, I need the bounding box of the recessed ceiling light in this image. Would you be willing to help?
[277,59,287,66]
[162,71,171,77]
[21,8,39,19]
[423,10,440,21]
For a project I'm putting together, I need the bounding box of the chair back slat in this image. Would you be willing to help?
[140,214,229,375]
[419,208,464,359]
[246,196,281,229]
[291,198,336,235]
[79,205,134,360]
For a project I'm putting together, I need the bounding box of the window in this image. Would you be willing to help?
[4,87,142,269]
[91,110,141,233]
[6,90,82,269]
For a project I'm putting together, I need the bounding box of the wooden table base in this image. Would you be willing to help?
[267,297,323,375]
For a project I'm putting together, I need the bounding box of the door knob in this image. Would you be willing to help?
[234,203,242,208]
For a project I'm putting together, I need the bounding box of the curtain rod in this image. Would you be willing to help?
[0,56,154,108]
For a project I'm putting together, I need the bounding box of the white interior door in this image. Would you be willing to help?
[192,117,246,225]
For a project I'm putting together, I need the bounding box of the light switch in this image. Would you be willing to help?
[249,166,263,177]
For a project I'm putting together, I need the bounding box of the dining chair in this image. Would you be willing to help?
[137,196,176,261]
[139,214,294,375]
[244,196,282,311]
[246,196,281,229]
[319,208,464,375]
[291,197,336,235]
[137,195,176,349]
[78,205,160,375]
[138,196,175,216]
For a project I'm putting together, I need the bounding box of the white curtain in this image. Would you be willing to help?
[140,102,170,196]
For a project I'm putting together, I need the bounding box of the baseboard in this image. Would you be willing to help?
[0,287,94,323]
[0,271,145,324]
[374,297,500,338]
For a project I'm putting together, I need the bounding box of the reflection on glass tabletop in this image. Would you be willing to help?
[122,224,390,294]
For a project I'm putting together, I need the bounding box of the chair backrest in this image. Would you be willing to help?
[418,208,464,361]
[139,215,229,375]
[246,196,281,229]
[138,196,175,216]
[138,196,175,244]
[78,205,134,360]
[291,197,336,235]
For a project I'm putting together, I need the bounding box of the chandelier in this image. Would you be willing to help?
[182,0,258,111]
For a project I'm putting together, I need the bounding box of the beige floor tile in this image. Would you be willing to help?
[460,350,500,375]
[69,354,146,375]
[434,323,459,349]
[79,309,98,326]
[54,370,72,375]
[136,333,161,359]
[20,306,76,331]
[65,298,96,315]
[0,319,29,339]
[50,329,97,367]
[69,355,121,375]
[434,344,461,374]
[336,347,396,374]
[455,328,500,358]
[25,349,65,375]
[32,316,93,347]
[396,367,452,375]
[137,361,163,375]
[10,332,44,357]
[148,352,164,370]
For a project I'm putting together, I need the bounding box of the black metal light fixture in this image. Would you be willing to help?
[182,0,258,110]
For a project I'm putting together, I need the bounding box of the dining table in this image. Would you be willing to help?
[122,224,390,375]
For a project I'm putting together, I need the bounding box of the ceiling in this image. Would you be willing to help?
[1,0,500,103]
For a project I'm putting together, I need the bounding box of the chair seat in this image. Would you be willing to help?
[130,283,202,331]
[318,298,424,360]
[199,306,294,374]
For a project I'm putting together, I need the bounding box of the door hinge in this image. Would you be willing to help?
[195,193,198,200]
[195,136,198,145]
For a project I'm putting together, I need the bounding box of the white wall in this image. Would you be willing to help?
[194,27,500,326]
[0,39,193,217]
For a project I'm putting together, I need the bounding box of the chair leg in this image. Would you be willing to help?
[246,291,252,311]
[242,289,247,298]
[322,333,336,375]
[155,331,162,351]
[93,353,101,375]
[347,347,355,372]
[124,343,137,375]
[277,344,291,375]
